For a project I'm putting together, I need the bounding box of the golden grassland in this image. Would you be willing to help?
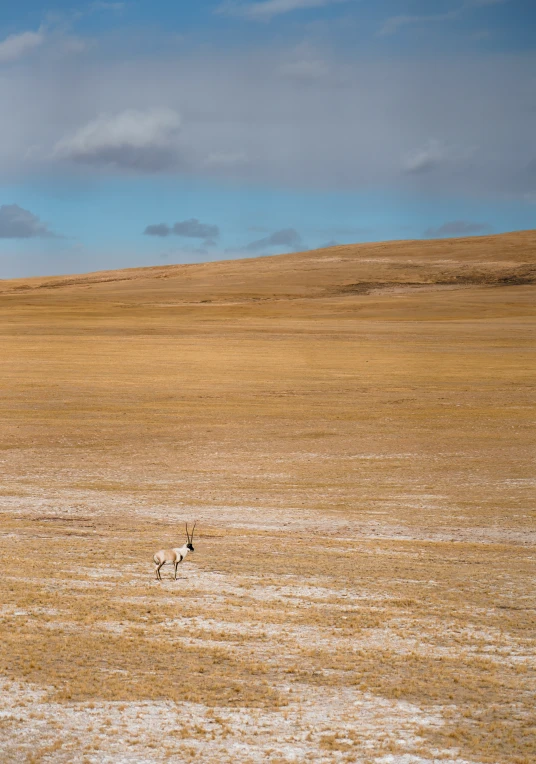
[0,231,535,762]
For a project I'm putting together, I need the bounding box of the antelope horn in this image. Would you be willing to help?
[186,522,190,543]
[190,521,197,543]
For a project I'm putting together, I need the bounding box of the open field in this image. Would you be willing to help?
[0,231,535,763]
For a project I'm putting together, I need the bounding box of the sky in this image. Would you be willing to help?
[0,0,535,277]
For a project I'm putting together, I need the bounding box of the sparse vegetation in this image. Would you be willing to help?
[0,233,535,762]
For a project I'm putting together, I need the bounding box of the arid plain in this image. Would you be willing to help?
[0,231,535,763]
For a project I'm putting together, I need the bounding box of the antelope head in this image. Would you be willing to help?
[186,521,196,552]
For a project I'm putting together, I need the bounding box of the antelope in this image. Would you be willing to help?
[153,522,196,581]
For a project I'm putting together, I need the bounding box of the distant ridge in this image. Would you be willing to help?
[1,229,535,303]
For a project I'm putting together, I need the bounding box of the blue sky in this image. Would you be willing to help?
[0,0,535,277]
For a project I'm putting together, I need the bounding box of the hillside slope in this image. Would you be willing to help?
[1,229,535,303]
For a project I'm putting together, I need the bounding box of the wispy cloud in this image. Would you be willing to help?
[279,43,330,81]
[0,204,60,239]
[0,29,45,62]
[217,0,348,21]
[379,11,461,37]
[402,140,475,175]
[424,220,492,238]
[144,223,170,237]
[379,0,507,36]
[173,219,220,240]
[233,227,303,253]
[402,139,448,174]
[144,219,220,242]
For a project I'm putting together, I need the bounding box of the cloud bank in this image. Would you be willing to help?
[0,35,533,201]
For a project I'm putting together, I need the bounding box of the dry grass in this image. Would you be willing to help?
[0,231,535,762]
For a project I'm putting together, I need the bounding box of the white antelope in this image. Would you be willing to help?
[153,522,196,581]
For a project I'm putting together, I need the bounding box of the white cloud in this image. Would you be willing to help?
[379,0,508,36]
[0,29,44,63]
[53,108,183,172]
[402,140,477,175]
[218,0,348,21]
[402,139,448,174]
[379,11,460,37]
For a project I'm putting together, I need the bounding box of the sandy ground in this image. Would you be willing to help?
[0,232,535,763]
